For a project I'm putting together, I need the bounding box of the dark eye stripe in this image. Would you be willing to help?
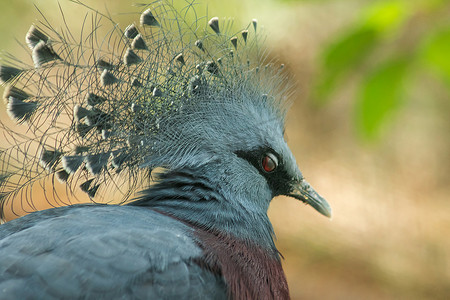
[235,148,290,196]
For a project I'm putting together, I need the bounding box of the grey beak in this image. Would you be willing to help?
[288,179,332,218]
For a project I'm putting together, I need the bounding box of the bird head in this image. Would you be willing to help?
[0,2,330,227]
[140,74,331,220]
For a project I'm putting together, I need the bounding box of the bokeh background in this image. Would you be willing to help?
[0,0,449,299]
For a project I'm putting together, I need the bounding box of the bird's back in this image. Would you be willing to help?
[0,205,227,299]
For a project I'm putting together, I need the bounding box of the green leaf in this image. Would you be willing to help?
[422,28,450,84]
[364,1,410,33]
[314,0,412,104]
[315,26,379,103]
[323,27,379,75]
[356,57,410,139]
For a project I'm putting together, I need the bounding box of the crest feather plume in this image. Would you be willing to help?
[0,0,288,220]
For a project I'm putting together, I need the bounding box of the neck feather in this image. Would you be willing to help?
[129,169,277,251]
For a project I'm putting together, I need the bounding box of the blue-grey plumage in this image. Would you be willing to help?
[0,205,226,299]
[0,0,331,298]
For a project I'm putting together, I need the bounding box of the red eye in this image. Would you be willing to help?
[262,153,278,173]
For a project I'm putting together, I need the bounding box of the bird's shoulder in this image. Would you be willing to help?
[0,205,226,299]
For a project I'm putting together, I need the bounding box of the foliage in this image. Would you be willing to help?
[315,0,450,139]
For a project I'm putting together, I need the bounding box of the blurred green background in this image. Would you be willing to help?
[0,0,449,299]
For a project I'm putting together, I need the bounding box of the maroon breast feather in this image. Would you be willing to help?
[194,226,290,300]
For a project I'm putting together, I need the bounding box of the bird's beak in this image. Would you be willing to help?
[287,179,332,218]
